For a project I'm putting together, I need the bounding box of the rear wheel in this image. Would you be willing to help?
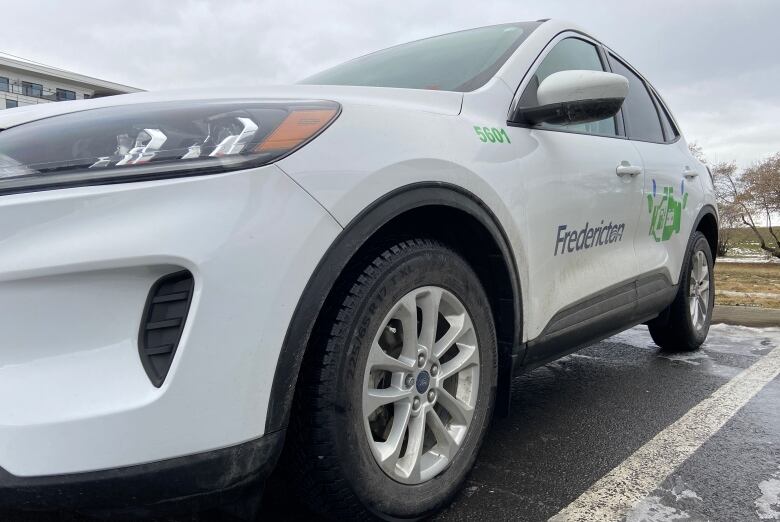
[288,239,497,520]
[648,232,714,351]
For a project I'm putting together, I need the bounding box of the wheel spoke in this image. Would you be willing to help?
[699,262,709,285]
[691,296,700,326]
[427,408,457,458]
[699,279,710,294]
[439,344,479,381]
[397,293,421,360]
[367,341,414,373]
[437,387,474,426]
[364,387,410,417]
[698,295,707,318]
[375,401,412,473]
[399,411,426,481]
[433,313,473,359]
[417,287,443,351]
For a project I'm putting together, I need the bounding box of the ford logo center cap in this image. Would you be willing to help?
[416,371,430,394]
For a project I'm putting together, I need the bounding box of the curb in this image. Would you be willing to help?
[712,305,780,328]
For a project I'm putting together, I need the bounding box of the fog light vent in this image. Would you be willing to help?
[139,270,194,387]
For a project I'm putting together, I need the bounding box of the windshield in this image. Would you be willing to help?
[300,22,541,92]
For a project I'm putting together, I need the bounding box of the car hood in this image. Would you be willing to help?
[0,84,463,129]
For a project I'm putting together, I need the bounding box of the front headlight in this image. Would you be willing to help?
[0,99,340,195]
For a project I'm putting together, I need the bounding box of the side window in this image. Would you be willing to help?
[652,91,679,142]
[518,38,617,136]
[56,89,77,101]
[22,82,43,98]
[608,55,664,142]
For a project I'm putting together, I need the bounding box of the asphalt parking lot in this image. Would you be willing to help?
[11,322,780,521]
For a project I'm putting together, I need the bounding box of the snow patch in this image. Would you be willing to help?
[603,324,780,378]
[609,326,657,350]
[625,482,704,521]
[659,352,710,366]
[570,353,601,361]
[755,467,780,520]
[672,488,703,502]
[705,324,780,356]
[626,495,691,521]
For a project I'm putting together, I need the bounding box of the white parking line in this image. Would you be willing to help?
[550,342,780,522]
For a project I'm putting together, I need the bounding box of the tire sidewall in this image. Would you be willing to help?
[331,244,497,519]
[680,234,715,344]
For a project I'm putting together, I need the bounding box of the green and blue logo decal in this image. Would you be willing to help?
[647,179,688,242]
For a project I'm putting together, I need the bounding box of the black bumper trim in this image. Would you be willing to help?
[0,430,285,513]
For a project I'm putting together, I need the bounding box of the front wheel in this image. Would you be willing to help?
[287,239,497,520]
[648,231,714,351]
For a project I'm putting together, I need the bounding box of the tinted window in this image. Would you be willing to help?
[608,56,663,142]
[652,91,678,142]
[5,99,18,109]
[518,38,616,136]
[56,88,76,101]
[0,77,8,92]
[22,82,43,98]
[301,22,540,92]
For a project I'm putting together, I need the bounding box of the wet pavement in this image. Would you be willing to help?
[433,324,780,521]
[9,323,780,521]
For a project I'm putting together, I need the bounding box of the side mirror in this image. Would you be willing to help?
[513,70,628,126]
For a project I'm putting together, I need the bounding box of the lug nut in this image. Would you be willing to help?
[413,397,421,409]
[427,390,436,402]
[405,374,415,388]
[430,364,439,376]
[417,354,426,367]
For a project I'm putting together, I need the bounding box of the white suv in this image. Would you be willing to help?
[0,19,717,520]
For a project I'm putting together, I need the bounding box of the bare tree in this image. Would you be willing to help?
[739,154,780,258]
[709,161,741,256]
[714,156,780,259]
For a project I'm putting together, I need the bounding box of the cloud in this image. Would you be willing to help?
[2,0,777,166]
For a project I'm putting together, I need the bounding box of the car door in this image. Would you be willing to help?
[504,35,645,358]
[607,54,704,299]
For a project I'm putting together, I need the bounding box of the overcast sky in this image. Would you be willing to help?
[3,0,777,167]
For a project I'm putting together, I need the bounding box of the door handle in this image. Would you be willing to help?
[683,166,699,178]
[616,161,642,177]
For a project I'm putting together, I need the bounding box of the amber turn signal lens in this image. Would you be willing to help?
[256,109,338,152]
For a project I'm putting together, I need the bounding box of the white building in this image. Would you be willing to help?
[0,52,141,110]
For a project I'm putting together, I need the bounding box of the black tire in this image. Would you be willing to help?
[286,238,497,520]
[647,232,714,351]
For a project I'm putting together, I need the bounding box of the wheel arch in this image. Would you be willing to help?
[694,205,719,260]
[265,182,523,433]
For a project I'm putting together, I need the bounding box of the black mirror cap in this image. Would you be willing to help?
[510,97,624,126]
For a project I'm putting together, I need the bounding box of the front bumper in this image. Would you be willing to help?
[0,166,341,484]
[0,430,284,513]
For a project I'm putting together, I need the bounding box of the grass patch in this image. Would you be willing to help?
[722,226,778,258]
[714,262,780,308]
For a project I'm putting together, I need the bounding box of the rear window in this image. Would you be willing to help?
[300,22,540,92]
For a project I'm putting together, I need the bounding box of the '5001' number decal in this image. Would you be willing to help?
[474,126,511,144]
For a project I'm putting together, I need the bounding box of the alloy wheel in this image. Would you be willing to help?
[689,250,710,331]
[361,286,480,484]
